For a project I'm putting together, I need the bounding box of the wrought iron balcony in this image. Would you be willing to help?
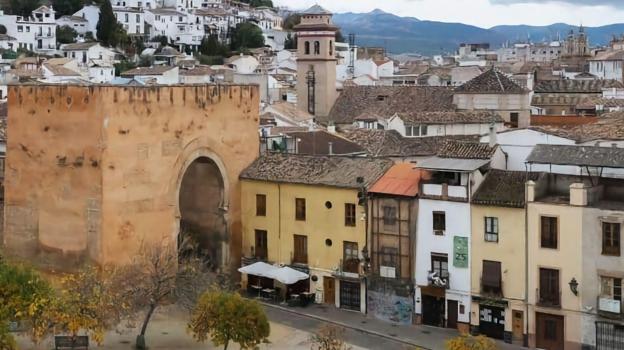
[428,270,450,289]
[536,288,561,308]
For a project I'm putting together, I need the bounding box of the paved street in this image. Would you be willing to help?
[14,302,525,349]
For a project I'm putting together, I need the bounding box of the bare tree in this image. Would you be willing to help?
[115,239,219,349]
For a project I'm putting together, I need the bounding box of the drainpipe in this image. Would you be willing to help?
[278,182,282,264]
[524,164,529,348]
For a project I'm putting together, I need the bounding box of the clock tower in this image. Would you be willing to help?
[294,5,338,119]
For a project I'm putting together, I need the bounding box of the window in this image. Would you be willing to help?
[433,211,446,234]
[26,26,30,32]
[539,268,560,306]
[344,203,356,227]
[293,235,308,264]
[380,246,398,267]
[256,194,266,216]
[304,41,310,55]
[329,40,333,56]
[600,277,622,307]
[540,216,558,249]
[343,241,359,273]
[383,206,397,226]
[485,217,499,242]
[431,253,449,279]
[295,198,306,221]
[314,41,320,55]
[602,222,621,256]
[17,26,23,32]
[482,260,502,294]
[136,14,140,22]
[405,125,428,137]
[254,229,268,260]
[125,13,129,23]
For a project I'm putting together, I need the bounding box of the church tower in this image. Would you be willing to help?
[294,5,338,119]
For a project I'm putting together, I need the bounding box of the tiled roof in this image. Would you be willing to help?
[531,94,586,106]
[121,66,176,76]
[61,42,99,51]
[301,5,332,15]
[194,8,227,16]
[396,111,503,125]
[326,86,455,125]
[590,50,624,61]
[147,8,185,16]
[527,144,624,168]
[179,66,213,76]
[534,79,624,93]
[437,140,498,159]
[577,97,624,109]
[472,169,541,208]
[240,154,392,188]
[455,68,526,94]
[369,163,429,197]
[43,63,80,76]
[533,113,624,143]
[285,130,366,156]
[341,129,479,158]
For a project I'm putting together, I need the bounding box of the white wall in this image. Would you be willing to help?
[73,5,100,37]
[415,199,472,324]
[114,9,145,35]
[590,60,623,82]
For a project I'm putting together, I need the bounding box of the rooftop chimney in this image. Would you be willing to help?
[488,123,497,147]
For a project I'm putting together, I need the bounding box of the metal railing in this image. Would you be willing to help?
[536,288,561,308]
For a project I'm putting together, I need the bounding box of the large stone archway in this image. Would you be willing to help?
[3,85,259,271]
[174,151,229,270]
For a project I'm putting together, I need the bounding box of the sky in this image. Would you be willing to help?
[272,0,624,28]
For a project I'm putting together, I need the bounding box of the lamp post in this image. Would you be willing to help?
[569,277,579,296]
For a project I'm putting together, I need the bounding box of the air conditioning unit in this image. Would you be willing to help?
[599,297,621,313]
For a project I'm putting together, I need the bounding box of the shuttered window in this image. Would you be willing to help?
[602,222,621,256]
[540,216,558,249]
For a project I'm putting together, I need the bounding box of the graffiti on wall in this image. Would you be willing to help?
[368,290,413,325]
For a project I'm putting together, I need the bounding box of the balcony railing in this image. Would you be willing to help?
[480,278,504,297]
[291,253,308,265]
[342,258,360,274]
[428,270,450,289]
[421,183,468,200]
[35,32,54,38]
[598,296,623,316]
[536,288,561,308]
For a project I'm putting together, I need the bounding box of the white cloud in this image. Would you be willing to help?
[273,0,624,28]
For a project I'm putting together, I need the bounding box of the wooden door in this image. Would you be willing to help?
[512,310,524,342]
[323,277,335,304]
[536,312,564,350]
[447,300,458,329]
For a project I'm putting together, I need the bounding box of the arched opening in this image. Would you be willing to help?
[177,156,226,271]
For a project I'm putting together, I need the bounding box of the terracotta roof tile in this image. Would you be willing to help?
[472,169,540,208]
[396,111,503,125]
[240,154,392,188]
[455,68,526,94]
[437,140,498,159]
[534,79,624,93]
[369,163,430,197]
[326,86,455,125]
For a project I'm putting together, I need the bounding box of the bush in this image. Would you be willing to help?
[446,334,497,350]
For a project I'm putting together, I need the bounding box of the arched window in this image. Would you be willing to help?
[314,41,320,55]
[304,41,310,55]
[329,40,333,56]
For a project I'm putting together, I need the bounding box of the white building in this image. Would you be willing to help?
[88,61,115,83]
[589,50,624,82]
[120,65,179,84]
[145,8,204,51]
[385,111,506,138]
[60,42,116,67]
[73,5,100,37]
[0,34,17,51]
[112,0,156,9]
[56,15,89,36]
[41,62,83,83]
[0,6,57,54]
[114,8,145,36]
[227,54,259,74]
[414,141,504,332]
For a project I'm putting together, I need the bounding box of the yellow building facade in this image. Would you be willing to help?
[239,154,392,313]
[470,170,535,345]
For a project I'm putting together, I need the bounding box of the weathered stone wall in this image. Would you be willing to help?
[4,84,259,271]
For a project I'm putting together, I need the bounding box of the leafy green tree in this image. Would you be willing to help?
[239,0,273,7]
[336,30,346,43]
[188,291,270,350]
[199,34,228,56]
[96,0,127,48]
[283,14,301,31]
[0,258,55,347]
[151,35,169,47]
[0,25,7,35]
[56,25,78,44]
[230,22,265,52]
[0,0,41,17]
[198,55,224,65]
[51,0,83,18]
[114,60,136,76]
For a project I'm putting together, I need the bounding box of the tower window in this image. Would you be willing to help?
[329,40,333,56]
[314,41,320,55]
[304,41,310,55]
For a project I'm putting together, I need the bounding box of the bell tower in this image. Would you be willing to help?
[294,5,338,119]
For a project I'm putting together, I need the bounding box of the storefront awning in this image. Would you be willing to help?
[239,262,309,285]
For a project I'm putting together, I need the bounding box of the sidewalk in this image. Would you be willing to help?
[261,301,525,350]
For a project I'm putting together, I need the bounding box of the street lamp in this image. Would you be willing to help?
[569,277,579,296]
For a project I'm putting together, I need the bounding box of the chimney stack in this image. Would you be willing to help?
[488,123,497,147]
[328,142,333,156]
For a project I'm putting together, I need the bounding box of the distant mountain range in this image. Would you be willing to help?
[332,9,624,56]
